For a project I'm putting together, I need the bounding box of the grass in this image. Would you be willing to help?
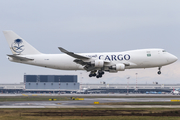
[0,108,180,120]
[2,116,180,120]
[0,96,180,119]
[0,96,72,101]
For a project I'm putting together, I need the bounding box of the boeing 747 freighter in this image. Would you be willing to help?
[3,31,178,78]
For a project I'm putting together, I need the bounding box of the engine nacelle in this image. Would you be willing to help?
[112,64,125,71]
[93,60,104,67]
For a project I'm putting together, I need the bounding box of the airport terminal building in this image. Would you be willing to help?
[0,74,179,93]
[25,75,79,92]
[80,83,177,93]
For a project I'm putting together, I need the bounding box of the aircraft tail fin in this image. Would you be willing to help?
[3,30,41,55]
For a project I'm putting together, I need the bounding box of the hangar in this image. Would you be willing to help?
[25,75,79,92]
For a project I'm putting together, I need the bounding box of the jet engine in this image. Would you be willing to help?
[91,60,104,67]
[111,64,125,71]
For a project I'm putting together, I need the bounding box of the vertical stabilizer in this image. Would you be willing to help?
[3,30,41,55]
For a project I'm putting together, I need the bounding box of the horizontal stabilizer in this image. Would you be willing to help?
[7,55,34,61]
[58,47,90,59]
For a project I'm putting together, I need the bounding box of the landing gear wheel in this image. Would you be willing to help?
[96,70,104,78]
[93,73,96,76]
[157,67,162,75]
[89,71,97,77]
[89,74,92,77]
[157,71,161,75]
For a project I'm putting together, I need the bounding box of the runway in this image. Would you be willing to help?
[0,95,180,108]
[0,93,176,97]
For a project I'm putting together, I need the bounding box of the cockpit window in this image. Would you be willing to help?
[162,50,166,52]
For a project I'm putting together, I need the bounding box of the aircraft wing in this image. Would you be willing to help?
[58,47,90,59]
[58,47,103,71]
[7,55,34,61]
[58,47,132,72]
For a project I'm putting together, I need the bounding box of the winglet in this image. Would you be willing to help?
[58,47,72,54]
[58,47,90,59]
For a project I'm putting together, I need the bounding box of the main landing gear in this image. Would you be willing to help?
[89,71,96,77]
[157,67,161,75]
[96,70,104,78]
[89,70,105,78]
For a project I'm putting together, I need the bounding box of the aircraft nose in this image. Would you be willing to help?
[174,56,178,62]
[168,54,178,63]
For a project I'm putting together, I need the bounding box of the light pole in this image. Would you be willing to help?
[80,72,82,91]
[135,73,138,92]
[59,77,60,95]
[24,73,26,92]
[127,77,130,95]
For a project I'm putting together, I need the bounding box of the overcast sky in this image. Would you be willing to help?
[0,0,180,84]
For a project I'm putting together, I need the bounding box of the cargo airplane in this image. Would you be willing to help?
[3,31,178,78]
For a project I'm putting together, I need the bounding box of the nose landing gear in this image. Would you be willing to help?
[157,67,161,75]
[157,71,161,75]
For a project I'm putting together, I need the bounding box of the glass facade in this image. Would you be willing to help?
[24,75,77,83]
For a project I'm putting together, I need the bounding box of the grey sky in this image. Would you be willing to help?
[0,0,180,84]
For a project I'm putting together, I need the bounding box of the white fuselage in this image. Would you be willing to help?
[8,49,177,71]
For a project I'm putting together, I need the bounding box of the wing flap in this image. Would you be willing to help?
[73,59,87,66]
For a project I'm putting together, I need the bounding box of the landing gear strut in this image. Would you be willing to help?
[96,70,104,78]
[157,67,161,75]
